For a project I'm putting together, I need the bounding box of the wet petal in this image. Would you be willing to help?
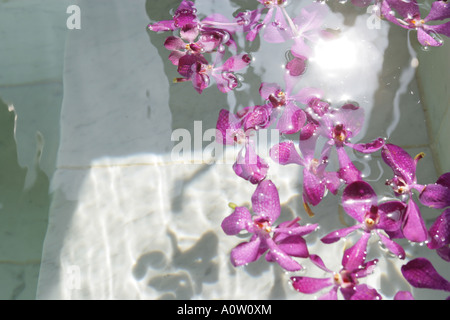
[377,201,405,232]
[251,179,281,223]
[342,232,371,271]
[263,7,292,43]
[309,254,333,273]
[377,231,406,259]
[164,36,186,51]
[401,257,450,291]
[213,72,239,93]
[342,181,377,222]
[437,246,450,262]
[332,103,364,139]
[417,27,443,47]
[285,56,306,77]
[346,137,385,154]
[394,291,414,300]
[318,286,339,300]
[230,237,262,267]
[221,207,253,235]
[420,172,450,209]
[259,82,281,101]
[336,147,362,184]
[215,109,243,145]
[303,168,326,206]
[402,199,427,243]
[233,141,269,185]
[274,235,309,258]
[265,237,303,271]
[427,208,450,250]
[385,0,420,20]
[381,144,416,185]
[277,103,306,135]
[424,1,450,22]
[269,141,303,165]
[350,284,381,300]
[291,276,334,294]
[148,20,176,32]
[220,53,252,72]
[321,224,362,244]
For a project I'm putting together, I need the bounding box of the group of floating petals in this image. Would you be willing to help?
[149,0,450,300]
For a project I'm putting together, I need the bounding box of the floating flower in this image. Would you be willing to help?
[174,53,251,94]
[320,103,385,184]
[291,246,381,300]
[321,180,406,259]
[381,144,428,242]
[221,180,318,271]
[381,0,450,47]
[270,133,341,216]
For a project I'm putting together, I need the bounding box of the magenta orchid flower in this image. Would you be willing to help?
[270,133,341,217]
[427,208,450,262]
[215,108,269,184]
[381,144,428,242]
[233,139,269,185]
[381,0,450,47]
[174,53,251,94]
[221,180,318,271]
[401,257,450,298]
[321,180,406,259]
[234,0,290,42]
[291,247,381,300]
[320,103,385,184]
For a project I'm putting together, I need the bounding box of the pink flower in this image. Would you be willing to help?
[291,248,381,300]
[221,180,318,271]
[381,144,428,242]
[321,180,406,259]
[381,0,450,47]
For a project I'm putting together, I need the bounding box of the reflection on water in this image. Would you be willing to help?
[0,0,442,300]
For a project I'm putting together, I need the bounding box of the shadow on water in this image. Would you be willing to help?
[0,97,51,299]
[132,229,219,299]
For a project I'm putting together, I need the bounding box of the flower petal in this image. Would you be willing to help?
[381,144,416,185]
[377,231,406,259]
[350,284,381,300]
[277,103,306,135]
[302,168,326,206]
[291,276,334,294]
[215,109,243,145]
[336,146,362,184]
[424,1,450,22]
[342,232,371,272]
[417,27,443,47]
[402,199,427,243]
[233,141,269,185]
[251,179,281,223]
[427,208,450,250]
[265,237,303,271]
[321,224,363,244]
[221,206,253,235]
[419,172,450,209]
[385,0,420,20]
[220,53,252,72]
[342,180,378,222]
[401,257,450,292]
[346,137,385,154]
[269,141,304,166]
[230,236,262,267]
[394,291,414,300]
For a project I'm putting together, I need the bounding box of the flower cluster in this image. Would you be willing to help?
[149,0,450,300]
[148,0,251,93]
